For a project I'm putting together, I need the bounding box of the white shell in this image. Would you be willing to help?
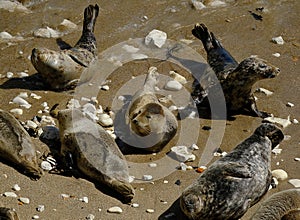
[10,108,23,115]
[41,161,53,171]
[145,29,167,48]
[13,184,21,191]
[271,169,288,181]
[142,175,153,181]
[19,197,30,204]
[164,80,183,91]
[170,146,196,162]
[107,206,123,214]
[272,36,284,45]
[288,179,300,188]
[3,192,18,198]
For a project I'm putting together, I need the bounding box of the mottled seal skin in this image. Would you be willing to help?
[251,188,300,220]
[0,205,19,220]
[180,123,284,220]
[192,23,280,118]
[0,109,43,180]
[31,4,99,90]
[50,105,135,203]
[127,66,178,152]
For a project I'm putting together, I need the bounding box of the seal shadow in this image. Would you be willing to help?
[158,198,189,220]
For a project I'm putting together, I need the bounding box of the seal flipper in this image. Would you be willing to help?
[221,162,253,178]
[192,23,238,76]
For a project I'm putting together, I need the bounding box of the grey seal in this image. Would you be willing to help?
[251,188,300,220]
[0,109,43,179]
[31,4,99,90]
[191,23,280,118]
[50,104,135,203]
[127,66,178,152]
[180,123,284,219]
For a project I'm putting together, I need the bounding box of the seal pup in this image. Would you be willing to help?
[180,123,284,220]
[127,66,178,153]
[31,4,99,90]
[0,109,43,180]
[251,188,300,220]
[191,23,280,118]
[50,105,135,203]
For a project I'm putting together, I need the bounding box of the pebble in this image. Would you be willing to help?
[60,194,70,199]
[26,120,38,129]
[79,196,89,203]
[33,26,60,38]
[288,179,300,188]
[100,85,110,91]
[122,44,140,53]
[6,72,14,78]
[145,29,167,48]
[32,215,39,219]
[98,113,113,127]
[3,192,18,198]
[86,214,95,220]
[169,146,196,162]
[294,158,300,161]
[132,203,139,208]
[107,206,123,214]
[10,108,23,115]
[271,169,288,181]
[190,144,199,150]
[272,53,281,57]
[272,36,284,45]
[13,184,21,191]
[191,0,206,10]
[129,176,135,183]
[41,161,53,171]
[263,116,291,128]
[17,72,28,78]
[19,197,30,204]
[164,80,183,91]
[142,175,153,181]
[67,99,81,109]
[209,0,226,7]
[118,96,126,101]
[272,146,282,155]
[292,118,299,124]
[57,19,77,33]
[36,205,45,212]
[146,209,155,213]
[0,31,13,39]
[12,96,31,109]
[163,180,169,184]
[30,93,42,99]
[180,162,188,171]
[286,102,294,107]
[169,105,178,111]
[256,87,273,96]
[169,71,187,84]
[148,163,157,168]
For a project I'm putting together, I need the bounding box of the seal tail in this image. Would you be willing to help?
[82,4,99,33]
[192,23,223,52]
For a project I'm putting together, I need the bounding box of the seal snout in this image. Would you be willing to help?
[254,123,284,148]
[180,193,203,217]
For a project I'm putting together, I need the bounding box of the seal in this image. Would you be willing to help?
[31,4,99,90]
[180,123,284,220]
[50,104,135,203]
[251,188,300,220]
[127,66,178,152]
[0,109,43,180]
[0,205,19,220]
[191,23,280,118]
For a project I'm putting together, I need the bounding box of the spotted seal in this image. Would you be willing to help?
[180,123,284,220]
[0,109,43,179]
[127,66,178,153]
[251,188,300,220]
[31,4,99,90]
[191,23,280,118]
[50,105,135,203]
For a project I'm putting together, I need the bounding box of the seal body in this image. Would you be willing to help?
[31,4,99,90]
[51,106,135,203]
[127,66,178,152]
[191,23,280,118]
[180,123,284,220]
[251,188,300,220]
[0,109,43,179]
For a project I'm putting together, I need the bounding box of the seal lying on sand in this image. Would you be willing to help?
[127,66,178,152]
[0,109,43,180]
[191,23,280,118]
[180,123,284,220]
[31,4,99,90]
[251,188,300,220]
[0,202,19,220]
[50,104,135,203]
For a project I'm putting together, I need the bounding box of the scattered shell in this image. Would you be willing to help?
[163,180,169,184]
[6,72,14,78]
[10,108,23,115]
[3,192,18,198]
[19,197,30,204]
[41,161,53,171]
[263,116,291,128]
[292,119,299,124]
[294,158,300,161]
[32,215,40,219]
[286,102,294,107]
[272,146,282,155]
[169,71,187,84]
[272,53,281,57]
[190,144,199,150]
[0,31,13,39]
[288,179,300,188]
[146,209,155,213]
[169,146,196,162]
[57,19,77,33]
[208,0,226,7]
[36,205,45,212]
[271,169,288,181]
[256,87,273,96]
[86,214,95,220]
[191,0,206,10]
[145,29,167,48]
[164,80,183,91]
[33,26,60,38]
[148,163,157,168]
[169,105,178,111]
[132,203,139,208]
[142,175,153,181]
[17,72,28,78]
[98,113,113,127]
[122,44,140,53]
[180,162,188,171]
[67,99,81,109]
[60,194,70,199]
[107,206,123,214]
[79,196,89,203]
[100,85,110,91]
[30,93,42,99]
[118,96,126,102]
[129,176,135,183]
[26,120,38,129]
[0,1,31,13]
[13,184,21,191]
[272,36,284,45]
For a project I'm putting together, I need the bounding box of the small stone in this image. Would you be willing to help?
[98,113,113,127]
[272,36,284,45]
[163,180,168,184]
[190,144,199,150]
[148,163,157,168]
[272,53,281,57]
[79,196,89,203]
[294,158,300,161]
[169,71,187,84]
[146,209,155,213]
[208,0,226,7]
[286,102,294,107]
[86,214,95,220]
[169,146,196,162]
[272,169,288,181]
[0,31,13,39]
[272,146,282,155]
[17,72,28,78]
[107,206,123,214]
[100,85,110,91]
[145,29,167,48]
[10,108,23,115]
[19,197,30,204]
[30,93,42,99]
[36,205,45,212]
[129,176,135,183]
[12,96,31,109]
[169,105,178,111]
[175,180,181,186]
[288,179,300,188]
[191,0,206,10]
[142,175,153,181]
[263,116,291,128]
[3,192,18,198]
[26,120,38,129]
[13,184,21,191]
[60,194,70,199]
[118,96,126,101]
[292,119,299,124]
[32,215,39,219]
[41,161,53,171]
[180,162,188,171]
[132,203,139,208]
[256,87,273,96]
[164,80,183,91]
[6,72,14,78]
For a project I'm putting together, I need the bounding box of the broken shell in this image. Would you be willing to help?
[271,169,288,181]
[41,161,53,171]
[164,80,183,91]
[98,113,113,127]
[169,71,187,84]
[107,206,123,214]
[10,108,23,115]
[145,29,167,48]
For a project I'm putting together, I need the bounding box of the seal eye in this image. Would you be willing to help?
[146,115,152,119]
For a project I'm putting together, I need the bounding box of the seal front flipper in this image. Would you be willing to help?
[221,162,253,178]
[244,95,271,118]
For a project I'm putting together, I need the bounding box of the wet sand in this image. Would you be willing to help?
[0,0,299,219]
